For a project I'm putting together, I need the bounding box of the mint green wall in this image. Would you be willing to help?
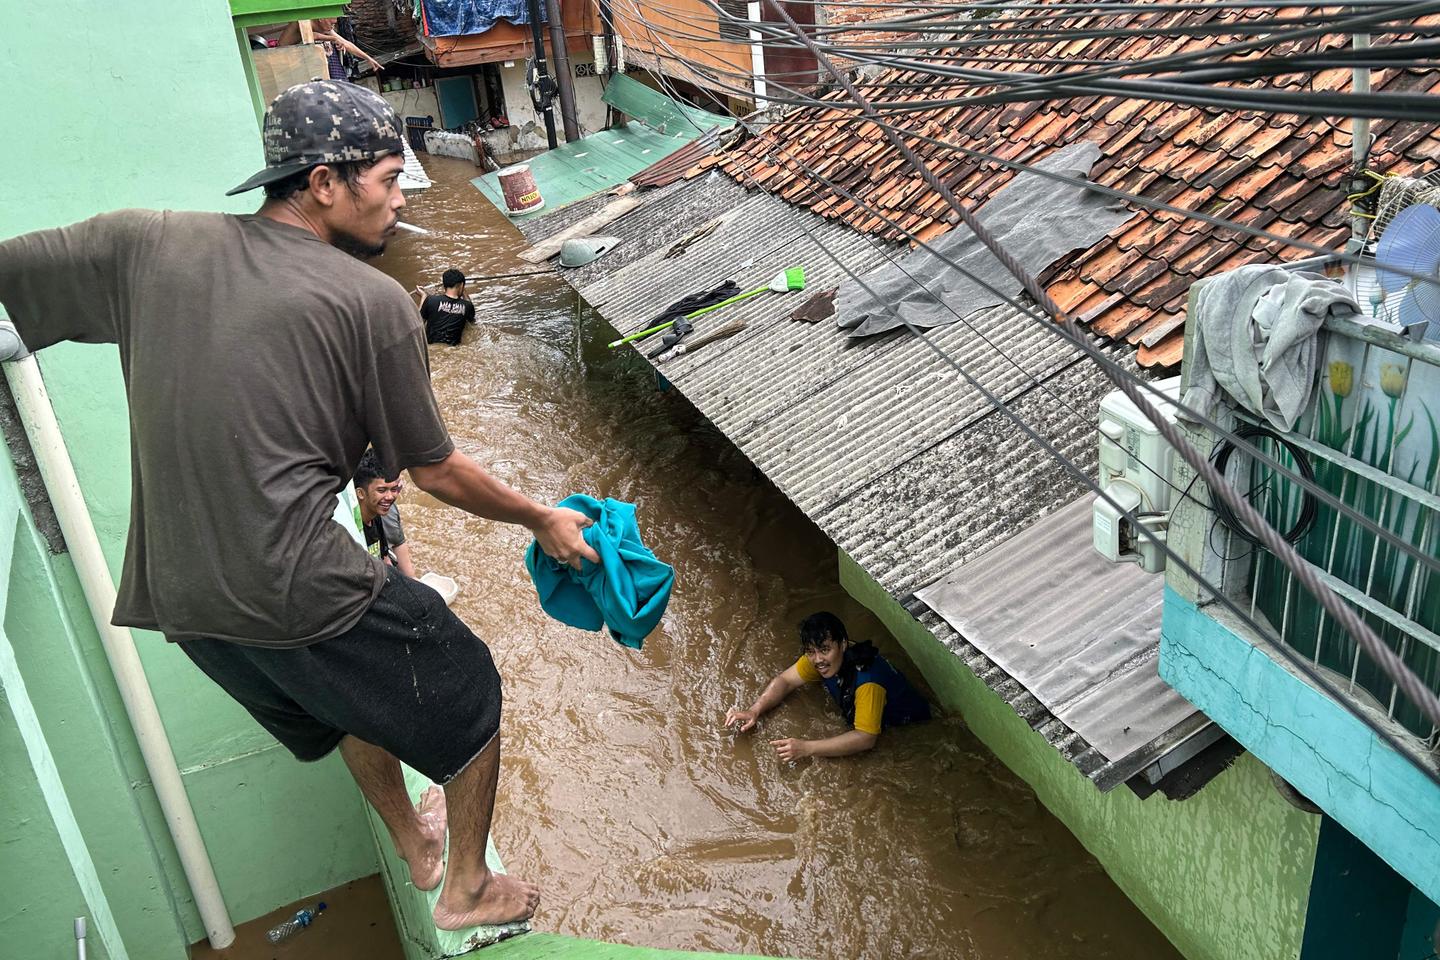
[1,1,376,954]
[839,551,1321,960]
[1160,588,1440,908]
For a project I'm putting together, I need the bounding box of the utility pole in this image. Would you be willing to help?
[1349,20,1372,252]
[747,1,769,110]
[525,0,559,149]
[545,0,582,141]
[598,0,618,77]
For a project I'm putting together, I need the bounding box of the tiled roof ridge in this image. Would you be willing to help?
[694,4,1440,367]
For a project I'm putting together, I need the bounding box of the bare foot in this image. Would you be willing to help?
[432,871,541,929]
[399,786,447,891]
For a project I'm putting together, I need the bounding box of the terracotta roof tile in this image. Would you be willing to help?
[712,4,1440,368]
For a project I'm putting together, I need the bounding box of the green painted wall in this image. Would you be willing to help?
[1,1,377,955]
[838,550,1321,960]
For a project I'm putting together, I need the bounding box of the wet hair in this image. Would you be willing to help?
[352,449,398,489]
[442,269,466,288]
[799,611,849,652]
[263,158,382,201]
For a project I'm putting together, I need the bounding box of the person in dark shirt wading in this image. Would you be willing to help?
[421,268,476,346]
[0,80,595,930]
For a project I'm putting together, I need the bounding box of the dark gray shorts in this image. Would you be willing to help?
[178,567,502,783]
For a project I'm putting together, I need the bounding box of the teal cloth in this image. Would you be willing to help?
[525,495,673,649]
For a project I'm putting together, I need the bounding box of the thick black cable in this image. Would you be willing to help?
[614,0,1440,574]
[660,51,1440,289]
[614,0,1440,768]
[1211,425,1320,546]
[764,0,1440,733]
[636,13,1440,782]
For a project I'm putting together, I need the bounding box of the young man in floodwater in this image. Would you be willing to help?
[0,80,597,930]
[726,611,931,760]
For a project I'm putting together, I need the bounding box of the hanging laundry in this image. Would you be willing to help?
[1181,264,1359,432]
[420,0,540,38]
[525,495,674,650]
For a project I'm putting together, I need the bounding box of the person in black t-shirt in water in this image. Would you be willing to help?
[419,268,476,346]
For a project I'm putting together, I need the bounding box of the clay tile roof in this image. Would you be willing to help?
[705,4,1440,368]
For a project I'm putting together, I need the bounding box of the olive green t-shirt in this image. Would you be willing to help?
[0,210,454,647]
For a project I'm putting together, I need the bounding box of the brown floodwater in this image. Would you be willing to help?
[370,157,1182,960]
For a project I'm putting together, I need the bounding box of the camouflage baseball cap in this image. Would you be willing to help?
[226,80,405,196]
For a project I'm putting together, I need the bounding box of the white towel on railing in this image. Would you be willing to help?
[1181,264,1360,431]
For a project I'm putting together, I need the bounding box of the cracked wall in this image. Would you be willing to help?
[1160,587,1440,907]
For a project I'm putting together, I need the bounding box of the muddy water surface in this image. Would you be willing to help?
[371,157,1182,960]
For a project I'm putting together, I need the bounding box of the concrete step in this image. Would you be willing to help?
[367,765,789,960]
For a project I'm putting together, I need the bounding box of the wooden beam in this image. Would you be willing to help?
[519,195,642,263]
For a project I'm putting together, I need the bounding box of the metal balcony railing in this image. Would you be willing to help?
[1210,312,1440,748]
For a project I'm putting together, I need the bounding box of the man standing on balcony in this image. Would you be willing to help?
[0,80,593,930]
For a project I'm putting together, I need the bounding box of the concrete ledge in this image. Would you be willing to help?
[1160,586,1440,907]
[367,765,529,960]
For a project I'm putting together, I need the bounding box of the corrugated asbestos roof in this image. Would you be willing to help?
[693,5,1440,369]
[504,173,1200,788]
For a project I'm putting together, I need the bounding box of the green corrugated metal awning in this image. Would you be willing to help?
[473,75,733,218]
[230,0,345,27]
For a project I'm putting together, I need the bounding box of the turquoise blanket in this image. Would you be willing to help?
[525,495,673,649]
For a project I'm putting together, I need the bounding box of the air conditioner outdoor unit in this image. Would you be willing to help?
[1093,376,1182,573]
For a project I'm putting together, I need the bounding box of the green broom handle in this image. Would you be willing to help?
[683,285,768,319]
[606,285,768,348]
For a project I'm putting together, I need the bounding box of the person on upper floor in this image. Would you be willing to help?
[725,611,931,760]
[420,268,476,346]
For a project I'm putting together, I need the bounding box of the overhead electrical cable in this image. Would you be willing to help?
[612,0,1440,770]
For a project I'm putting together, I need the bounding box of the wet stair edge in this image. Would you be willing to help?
[368,764,789,960]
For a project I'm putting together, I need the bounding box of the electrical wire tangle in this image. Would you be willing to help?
[603,0,1440,781]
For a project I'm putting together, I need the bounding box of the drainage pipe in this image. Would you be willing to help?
[3,355,236,950]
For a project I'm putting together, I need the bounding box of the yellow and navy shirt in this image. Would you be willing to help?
[795,655,887,735]
[795,642,930,735]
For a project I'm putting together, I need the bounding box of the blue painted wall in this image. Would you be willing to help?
[1159,587,1440,908]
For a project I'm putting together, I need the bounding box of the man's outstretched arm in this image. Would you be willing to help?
[408,450,598,568]
[726,665,807,732]
[771,729,877,761]
[0,211,153,353]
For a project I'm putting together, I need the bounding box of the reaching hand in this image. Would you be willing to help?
[770,738,810,762]
[725,708,758,733]
[531,506,598,570]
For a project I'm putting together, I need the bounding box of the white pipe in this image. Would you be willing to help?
[3,356,236,949]
[1350,27,1371,252]
[747,2,769,110]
